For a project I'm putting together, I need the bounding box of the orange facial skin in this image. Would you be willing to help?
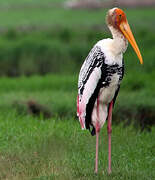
[114,8,127,30]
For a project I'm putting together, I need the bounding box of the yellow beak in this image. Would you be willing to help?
[120,21,143,65]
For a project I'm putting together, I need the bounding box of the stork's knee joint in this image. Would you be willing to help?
[107,125,112,134]
[96,122,100,133]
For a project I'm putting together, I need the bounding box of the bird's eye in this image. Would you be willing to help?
[119,14,122,20]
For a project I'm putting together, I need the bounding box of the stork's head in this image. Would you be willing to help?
[106,8,143,64]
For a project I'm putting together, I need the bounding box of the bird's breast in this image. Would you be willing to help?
[99,73,120,104]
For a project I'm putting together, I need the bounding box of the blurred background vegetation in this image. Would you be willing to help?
[0,0,154,129]
[0,0,154,126]
[0,0,154,76]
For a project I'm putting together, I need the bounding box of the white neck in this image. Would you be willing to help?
[108,25,128,55]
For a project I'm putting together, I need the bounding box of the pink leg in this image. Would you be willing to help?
[95,122,99,174]
[107,101,113,174]
[95,97,100,174]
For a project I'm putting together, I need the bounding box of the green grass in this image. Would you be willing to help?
[0,6,154,76]
[0,113,154,179]
[0,0,65,6]
[0,3,154,179]
[0,7,154,76]
[0,23,154,76]
[0,74,154,179]
[0,8,154,29]
[0,0,154,30]
[0,73,154,119]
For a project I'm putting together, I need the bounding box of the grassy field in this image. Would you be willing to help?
[0,115,154,180]
[0,8,154,76]
[0,1,154,76]
[0,1,154,31]
[0,1,154,179]
[0,74,154,179]
[0,7,154,29]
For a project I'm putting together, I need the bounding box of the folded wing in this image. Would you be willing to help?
[77,46,105,129]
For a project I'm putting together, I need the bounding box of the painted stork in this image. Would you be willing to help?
[77,7,143,174]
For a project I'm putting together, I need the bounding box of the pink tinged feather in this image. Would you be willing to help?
[78,68,101,130]
[77,95,79,116]
[77,95,85,129]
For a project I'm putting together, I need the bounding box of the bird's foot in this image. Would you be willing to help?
[108,168,112,174]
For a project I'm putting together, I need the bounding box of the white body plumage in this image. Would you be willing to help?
[77,28,127,132]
